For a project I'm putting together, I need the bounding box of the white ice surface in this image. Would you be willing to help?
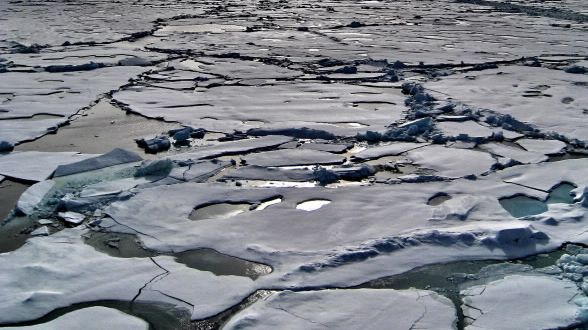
[242,149,345,167]
[517,138,567,155]
[0,152,97,182]
[224,289,456,330]
[1,307,149,330]
[0,228,260,323]
[406,145,496,178]
[479,142,547,164]
[352,142,428,160]
[462,275,581,330]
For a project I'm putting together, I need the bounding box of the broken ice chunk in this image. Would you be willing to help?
[29,226,50,237]
[135,159,173,177]
[16,180,55,215]
[38,219,53,225]
[58,211,85,225]
[53,148,142,177]
[135,135,171,154]
[0,140,14,152]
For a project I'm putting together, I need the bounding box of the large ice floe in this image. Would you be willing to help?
[1,0,588,328]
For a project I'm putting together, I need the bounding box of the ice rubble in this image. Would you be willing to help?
[224,289,456,330]
[426,66,588,143]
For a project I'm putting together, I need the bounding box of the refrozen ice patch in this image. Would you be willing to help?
[224,289,456,330]
[461,275,582,330]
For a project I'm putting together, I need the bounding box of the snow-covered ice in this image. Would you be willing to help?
[1,0,587,328]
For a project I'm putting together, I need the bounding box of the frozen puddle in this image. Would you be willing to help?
[499,182,576,218]
[296,199,331,211]
[85,231,272,279]
[546,182,576,204]
[175,249,272,280]
[499,195,548,218]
